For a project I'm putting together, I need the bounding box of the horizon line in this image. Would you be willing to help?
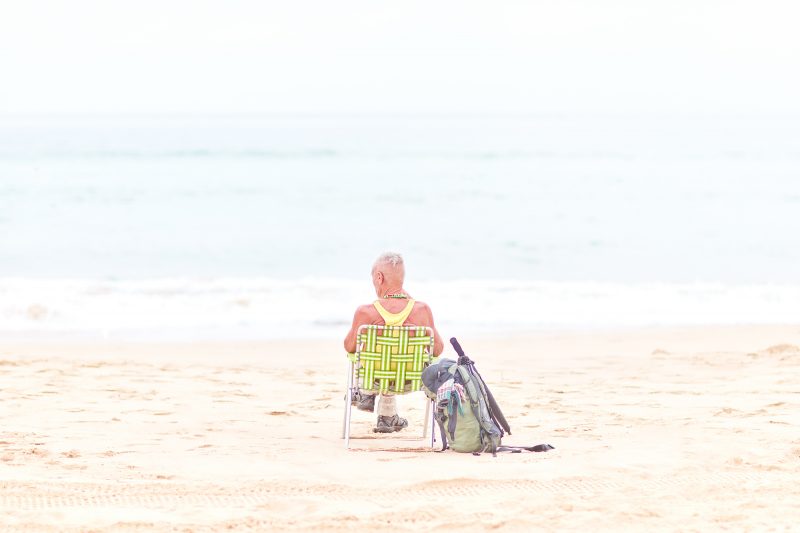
[2,111,799,120]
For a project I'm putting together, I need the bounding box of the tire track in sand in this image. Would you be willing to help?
[0,471,787,511]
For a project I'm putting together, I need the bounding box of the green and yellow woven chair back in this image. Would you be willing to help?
[353,325,434,394]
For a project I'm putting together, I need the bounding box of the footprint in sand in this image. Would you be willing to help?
[757,344,800,359]
[25,447,50,457]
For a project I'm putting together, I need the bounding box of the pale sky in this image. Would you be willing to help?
[1,0,799,115]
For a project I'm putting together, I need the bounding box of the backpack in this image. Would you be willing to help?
[422,338,554,456]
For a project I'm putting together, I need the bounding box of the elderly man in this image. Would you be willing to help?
[344,252,444,433]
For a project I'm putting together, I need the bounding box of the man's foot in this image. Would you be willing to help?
[373,414,408,433]
[355,393,376,413]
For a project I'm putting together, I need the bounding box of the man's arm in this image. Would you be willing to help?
[421,303,444,356]
[343,305,371,353]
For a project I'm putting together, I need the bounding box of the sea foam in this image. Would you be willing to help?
[2,277,797,341]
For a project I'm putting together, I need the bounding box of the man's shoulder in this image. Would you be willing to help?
[412,300,432,312]
[354,303,378,317]
[410,300,435,323]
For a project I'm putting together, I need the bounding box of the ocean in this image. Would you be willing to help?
[1,114,799,339]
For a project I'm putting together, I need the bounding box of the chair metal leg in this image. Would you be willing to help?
[344,399,353,448]
[428,399,436,448]
[343,360,354,448]
[422,396,430,438]
[342,359,350,438]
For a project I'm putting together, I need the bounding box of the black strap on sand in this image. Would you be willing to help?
[496,444,555,453]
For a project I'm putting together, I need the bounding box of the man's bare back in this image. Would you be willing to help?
[343,254,443,355]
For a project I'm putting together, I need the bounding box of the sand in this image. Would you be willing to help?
[1,325,799,531]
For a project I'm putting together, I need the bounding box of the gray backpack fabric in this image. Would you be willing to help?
[421,354,511,455]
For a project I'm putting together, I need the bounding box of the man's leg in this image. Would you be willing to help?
[354,389,376,412]
[374,394,408,433]
[377,394,397,416]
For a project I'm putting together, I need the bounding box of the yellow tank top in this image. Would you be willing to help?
[373,299,416,326]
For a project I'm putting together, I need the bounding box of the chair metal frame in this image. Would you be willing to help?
[343,324,436,449]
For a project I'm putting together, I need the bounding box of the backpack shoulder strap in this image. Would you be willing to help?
[434,414,448,452]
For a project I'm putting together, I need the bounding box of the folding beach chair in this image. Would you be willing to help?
[343,325,437,449]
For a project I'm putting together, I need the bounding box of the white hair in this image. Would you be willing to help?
[375,251,404,268]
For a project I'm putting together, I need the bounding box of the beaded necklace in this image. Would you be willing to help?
[383,292,409,299]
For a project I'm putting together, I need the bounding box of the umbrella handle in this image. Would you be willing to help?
[450,337,466,358]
